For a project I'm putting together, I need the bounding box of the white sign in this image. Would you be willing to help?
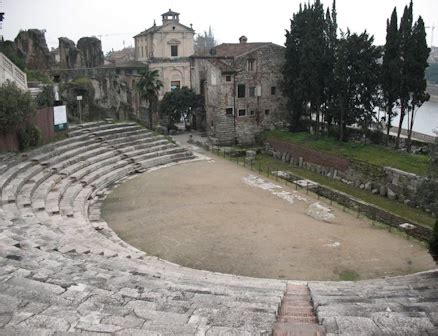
[77,96,83,101]
[54,105,67,125]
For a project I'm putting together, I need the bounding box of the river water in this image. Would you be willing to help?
[383,100,438,136]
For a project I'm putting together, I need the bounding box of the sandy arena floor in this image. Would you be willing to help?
[102,156,436,281]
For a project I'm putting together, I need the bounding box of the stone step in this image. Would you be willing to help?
[273,284,326,336]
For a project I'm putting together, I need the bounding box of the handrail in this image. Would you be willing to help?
[0,52,28,90]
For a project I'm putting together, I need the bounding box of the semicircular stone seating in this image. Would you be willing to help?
[0,121,437,335]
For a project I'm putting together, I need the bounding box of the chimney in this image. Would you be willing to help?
[239,36,248,44]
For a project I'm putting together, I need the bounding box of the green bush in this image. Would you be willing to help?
[0,81,36,134]
[26,70,52,84]
[36,85,55,108]
[16,125,41,151]
[366,129,386,145]
[416,179,438,214]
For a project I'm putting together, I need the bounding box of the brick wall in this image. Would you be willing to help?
[267,138,350,172]
[0,107,55,152]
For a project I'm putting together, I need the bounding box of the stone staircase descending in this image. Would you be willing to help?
[273,284,326,336]
[0,121,436,335]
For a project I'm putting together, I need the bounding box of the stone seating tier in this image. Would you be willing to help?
[0,122,436,335]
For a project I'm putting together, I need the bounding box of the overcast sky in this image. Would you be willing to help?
[1,0,437,53]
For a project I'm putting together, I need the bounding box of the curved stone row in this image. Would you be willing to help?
[0,121,437,335]
[0,122,287,335]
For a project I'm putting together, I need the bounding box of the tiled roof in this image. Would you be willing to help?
[134,21,194,38]
[162,9,180,16]
[213,42,273,57]
[134,25,161,38]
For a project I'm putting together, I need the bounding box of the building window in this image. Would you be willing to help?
[247,59,256,71]
[238,109,247,117]
[237,84,246,98]
[171,81,180,91]
[250,110,255,116]
[271,86,277,95]
[141,46,144,58]
[225,108,233,115]
[265,109,270,115]
[226,75,232,82]
[249,87,256,97]
[171,45,178,57]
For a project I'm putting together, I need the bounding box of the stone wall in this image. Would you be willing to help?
[58,37,81,69]
[267,139,350,171]
[266,139,435,214]
[233,45,287,145]
[273,171,432,241]
[77,37,104,68]
[14,29,53,70]
[53,66,142,121]
[191,44,288,146]
[57,37,104,69]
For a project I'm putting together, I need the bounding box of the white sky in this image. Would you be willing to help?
[1,0,437,53]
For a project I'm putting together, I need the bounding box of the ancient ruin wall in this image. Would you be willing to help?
[14,29,53,70]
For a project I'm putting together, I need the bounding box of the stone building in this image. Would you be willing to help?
[191,36,287,145]
[134,9,194,97]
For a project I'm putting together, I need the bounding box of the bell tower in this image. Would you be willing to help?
[162,9,180,24]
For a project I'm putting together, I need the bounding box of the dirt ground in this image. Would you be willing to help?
[102,156,436,281]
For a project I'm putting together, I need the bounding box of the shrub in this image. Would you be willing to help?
[430,221,438,263]
[416,179,438,215]
[36,85,55,108]
[16,125,41,151]
[366,129,386,145]
[0,81,36,134]
[26,70,52,84]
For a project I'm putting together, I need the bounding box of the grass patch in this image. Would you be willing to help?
[264,130,431,176]
[338,269,360,281]
[253,153,436,229]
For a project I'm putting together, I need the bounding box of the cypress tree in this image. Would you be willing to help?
[382,8,401,140]
[395,1,414,149]
[283,1,333,134]
[406,16,430,152]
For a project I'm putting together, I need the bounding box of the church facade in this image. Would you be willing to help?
[134,10,194,98]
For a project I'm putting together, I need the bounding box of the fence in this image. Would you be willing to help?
[198,143,433,242]
[390,126,437,144]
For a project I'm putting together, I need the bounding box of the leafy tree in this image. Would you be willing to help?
[160,87,202,129]
[136,68,163,128]
[333,31,382,141]
[0,81,35,134]
[0,40,26,70]
[405,16,430,152]
[382,8,401,139]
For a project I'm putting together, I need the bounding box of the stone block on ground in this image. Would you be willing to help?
[305,202,335,222]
